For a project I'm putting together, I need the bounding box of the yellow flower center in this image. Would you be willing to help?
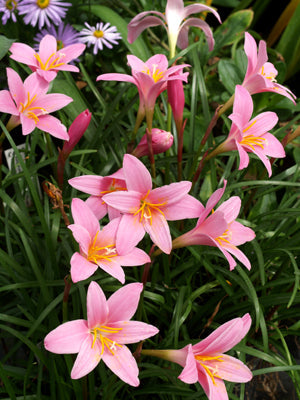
[5,0,17,10]
[34,52,66,71]
[260,65,277,82]
[87,231,118,264]
[133,190,167,225]
[94,30,104,38]
[215,228,231,246]
[100,179,127,195]
[195,355,224,385]
[240,120,266,150]
[19,92,48,124]
[91,326,123,355]
[143,64,164,83]
[36,0,50,9]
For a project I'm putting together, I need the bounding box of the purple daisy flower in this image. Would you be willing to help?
[80,22,122,55]
[18,0,71,30]
[0,0,19,24]
[33,23,81,51]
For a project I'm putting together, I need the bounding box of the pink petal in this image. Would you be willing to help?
[102,345,139,386]
[108,206,122,220]
[144,210,172,254]
[85,196,108,220]
[230,221,255,245]
[36,115,69,140]
[0,90,19,115]
[68,225,91,254]
[182,3,221,23]
[87,281,109,328]
[163,194,204,220]
[116,247,150,266]
[197,211,228,239]
[262,132,285,157]
[107,321,158,344]
[246,112,278,137]
[6,68,26,106]
[145,54,169,71]
[178,18,214,51]
[96,72,136,85]
[123,154,152,193]
[68,175,104,195]
[70,252,98,283]
[97,260,125,284]
[217,196,241,223]
[71,335,102,379]
[34,93,73,113]
[251,147,273,177]
[222,243,252,270]
[99,217,120,244]
[36,69,57,82]
[236,141,250,170]
[202,375,228,400]
[9,42,37,68]
[57,43,85,64]
[217,354,252,382]
[149,181,191,206]
[23,72,49,97]
[178,344,198,384]
[44,320,88,354]
[71,198,99,238]
[244,32,258,79]
[231,85,253,126]
[107,282,143,323]
[39,34,57,62]
[102,191,141,214]
[193,315,251,354]
[128,14,165,43]
[116,214,145,255]
[20,114,36,135]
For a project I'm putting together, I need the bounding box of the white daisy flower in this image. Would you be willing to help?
[80,22,122,55]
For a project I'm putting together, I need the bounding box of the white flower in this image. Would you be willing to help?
[80,22,122,55]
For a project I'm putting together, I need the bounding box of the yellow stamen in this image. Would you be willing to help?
[260,65,277,82]
[242,119,257,134]
[142,64,164,83]
[94,30,104,38]
[5,0,17,10]
[240,135,266,151]
[195,355,224,385]
[36,0,49,9]
[87,231,118,264]
[133,190,167,225]
[19,92,48,124]
[91,326,123,355]
[215,229,231,246]
[34,52,66,71]
[100,179,127,195]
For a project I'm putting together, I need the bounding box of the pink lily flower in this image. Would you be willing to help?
[102,154,204,255]
[9,34,86,83]
[44,281,159,383]
[172,181,255,270]
[97,54,189,124]
[57,109,92,188]
[132,128,174,158]
[127,0,221,58]
[0,68,72,139]
[142,314,252,400]
[210,85,285,177]
[68,169,127,220]
[242,32,296,103]
[68,198,150,283]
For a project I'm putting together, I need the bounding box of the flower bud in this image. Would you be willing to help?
[132,128,173,158]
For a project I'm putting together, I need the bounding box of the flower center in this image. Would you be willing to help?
[215,228,231,246]
[19,92,48,124]
[34,52,66,71]
[36,0,50,9]
[5,0,17,10]
[143,64,164,83]
[133,190,167,225]
[91,326,123,355]
[100,179,127,195]
[93,30,104,38]
[87,231,118,264]
[260,65,277,82]
[240,135,265,151]
[195,355,224,385]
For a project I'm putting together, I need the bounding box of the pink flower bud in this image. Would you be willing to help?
[132,128,173,158]
[167,77,185,132]
[61,109,92,159]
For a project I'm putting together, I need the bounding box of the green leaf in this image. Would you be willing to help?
[276,3,300,79]
[81,5,150,60]
[218,59,243,93]
[212,10,254,56]
[0,35,15,61]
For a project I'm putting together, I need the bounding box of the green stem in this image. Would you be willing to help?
[217,94,235,117]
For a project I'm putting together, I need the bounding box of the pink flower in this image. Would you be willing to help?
[172,181,255,270]
[10,35,85,83]
[168,77,185,133]
[102,154,203,255]
[44,281,159,384]
[132,128,174,158]
[0,68,72,139]
[68,198,150,283]
[57,109,91,188]
[127,0,221,57]
[242,32,296,103]
[212,85,285,177]
[68,169,127,220]
[145,314,252,400]
[97,54,189,120]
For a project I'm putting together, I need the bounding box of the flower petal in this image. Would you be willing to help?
[108,320,158,344]
[116,214,145,255]
[123,154,152,193]
[68,175,104,195]
[178,344,198,384]
[71,335,102,379]
[44,320,88,354]
[70,252,98,283]
[71,198,99,238]
[217,354,252,382]
[87,281,108,328]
